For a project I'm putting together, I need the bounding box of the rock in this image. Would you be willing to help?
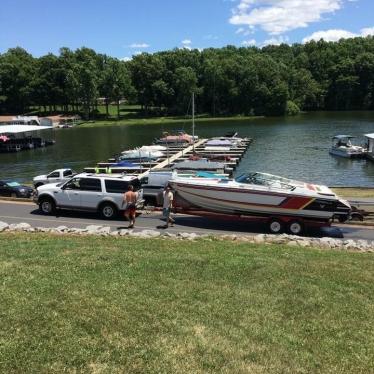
[85,225,110,235]
[86,225,104,233]
[110,230,120,236]
[9,222,32,231]
[119,230,130,236]
[68,228,88,234]
[178,232,199,240]
[0,221,9,232]
[253,234,266,244]
[139,230,161,238]
[343,239,358,250]
[287,241,299,247]
[162,232,177,238]
[319,237,338,248]
[356,240,370,250]
[98,226,111,235]
[55,225,69,232]
[296,240,310,247]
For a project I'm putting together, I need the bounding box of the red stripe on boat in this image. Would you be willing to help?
[280,197,313,209]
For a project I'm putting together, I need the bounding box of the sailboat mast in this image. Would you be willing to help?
[192,92,195,152]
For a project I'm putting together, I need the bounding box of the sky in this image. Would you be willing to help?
[0,0,373,58]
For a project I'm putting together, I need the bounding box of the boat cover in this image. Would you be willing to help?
[205,139,233,146]
[173,159,225,170]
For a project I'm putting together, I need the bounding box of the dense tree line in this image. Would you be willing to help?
[1,36,374,118]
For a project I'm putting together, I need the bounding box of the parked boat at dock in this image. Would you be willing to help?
[364,133,374,161]
[119,148,164,162]
[329,135,366,158]
[172,159,227,173]
[170,172,351,222]
[155,131,197,145]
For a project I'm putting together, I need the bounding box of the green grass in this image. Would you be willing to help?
[79,114,260,128]
[332,187,374,199]
[1,233,373,373]
[26,104,260,128]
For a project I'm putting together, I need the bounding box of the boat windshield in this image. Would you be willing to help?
[235,172,295,190]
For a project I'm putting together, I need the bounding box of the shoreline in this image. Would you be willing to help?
[78,114,264,128]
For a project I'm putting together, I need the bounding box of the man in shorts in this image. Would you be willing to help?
[162,185,175,228]
[122,185,138,228]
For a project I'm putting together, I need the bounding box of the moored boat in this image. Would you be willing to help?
[119,148,164,162]
[155,131,197,145]
[329,135,366,158]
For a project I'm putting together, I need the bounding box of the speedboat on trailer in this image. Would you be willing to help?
[169,172,351,224]
[329,135,366,158]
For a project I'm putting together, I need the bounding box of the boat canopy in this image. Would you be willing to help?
[364,133,374,139]
[0,125,52,134]
[332,135,355,139]
[172,159,224,170]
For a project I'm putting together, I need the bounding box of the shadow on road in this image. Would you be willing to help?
[29,208,344,238]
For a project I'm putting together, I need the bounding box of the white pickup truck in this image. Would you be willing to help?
[33,168,76,188]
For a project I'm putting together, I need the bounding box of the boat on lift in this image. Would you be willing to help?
[169,172,351,223]
[155,131,197,145]
[172,159,227,174]
[119,148,164,162]
[329,135,367,158]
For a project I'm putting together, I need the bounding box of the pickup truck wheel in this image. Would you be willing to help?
[39,197,56,215]
[100,202,118,219]
[268,218,284,234]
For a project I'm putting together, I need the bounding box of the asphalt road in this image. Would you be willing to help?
[1,200,374,241]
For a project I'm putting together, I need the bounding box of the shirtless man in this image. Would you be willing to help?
[122,185,138,228]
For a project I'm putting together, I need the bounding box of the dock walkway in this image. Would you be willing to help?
[84,137,253,177]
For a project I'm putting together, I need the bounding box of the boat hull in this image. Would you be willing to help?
[329,148,366,158]
[170,181,350,221]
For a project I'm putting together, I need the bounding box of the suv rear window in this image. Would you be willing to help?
[105,179,141,193]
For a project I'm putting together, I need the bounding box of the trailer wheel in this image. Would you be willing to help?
[349,212,364,222]
[268,218,284,234]
[338,214,349,223]
[287,220,304,235]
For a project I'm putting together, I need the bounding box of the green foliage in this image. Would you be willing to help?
[286,100,301,115]
[1,36,374,117]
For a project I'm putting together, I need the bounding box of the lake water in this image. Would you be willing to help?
[1,111,374,186]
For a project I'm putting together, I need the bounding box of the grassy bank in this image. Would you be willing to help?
[332,187,374,198]
[1,233,373,372]
[79,114,261,128]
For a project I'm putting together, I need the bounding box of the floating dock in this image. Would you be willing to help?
[84,137,253,177]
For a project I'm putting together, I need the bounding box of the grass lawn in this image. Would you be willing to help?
[1,233,373,373]
[332,187,374,199]
[79,114,260,128]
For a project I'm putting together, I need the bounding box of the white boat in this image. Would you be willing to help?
[172,159,226,173]
[120,148,164,161]
[139,145,167,152]
[169,172,351,222]
[329,135,366,158]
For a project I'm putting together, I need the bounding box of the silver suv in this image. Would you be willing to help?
[34,173,144,219]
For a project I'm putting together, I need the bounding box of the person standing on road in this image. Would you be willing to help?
[162,185,175,228]
[122,185,138,228]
